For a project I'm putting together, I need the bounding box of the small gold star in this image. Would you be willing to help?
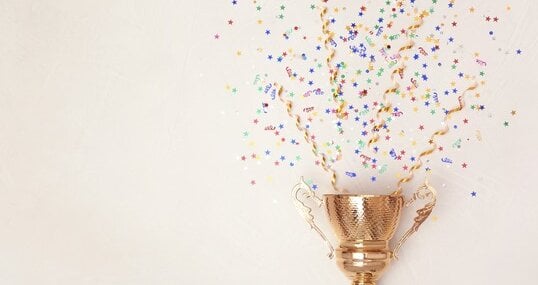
[469,7,475,13]
[236,50,242,56]
[511,110,517,116]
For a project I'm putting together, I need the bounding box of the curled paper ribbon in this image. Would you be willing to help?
[368,66,404,147]
[320,6,346,120]
[275,83,343,192]
[394,82,479,195]
[368,16,425,148]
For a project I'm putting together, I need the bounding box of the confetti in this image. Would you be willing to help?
[217,1,521,196]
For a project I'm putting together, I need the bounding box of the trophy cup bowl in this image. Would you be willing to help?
[324,194,404,285]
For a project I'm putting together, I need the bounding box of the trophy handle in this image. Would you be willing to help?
[292,177,335,259]
[391,179,437,259]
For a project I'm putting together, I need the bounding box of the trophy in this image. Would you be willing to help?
[293,177,436,285]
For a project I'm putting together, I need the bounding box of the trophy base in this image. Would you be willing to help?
[336,240,392,285]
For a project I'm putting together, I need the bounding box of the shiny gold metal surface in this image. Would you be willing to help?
[325,194,404,285]
[292,177,436,285]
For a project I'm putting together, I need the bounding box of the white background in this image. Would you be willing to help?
[0,1,537,284]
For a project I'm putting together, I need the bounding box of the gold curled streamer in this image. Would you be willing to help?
[320,6,346,120]
[393,82,479,195]
[367,66,404,147]
[367,16,425,148]
[274,82,344,192]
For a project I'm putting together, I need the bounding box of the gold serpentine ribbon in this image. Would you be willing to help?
[320,6,346,120]
[393,82,479,195]
[274,82,343,192]
[368,15,425,148]
[367,66,404,147]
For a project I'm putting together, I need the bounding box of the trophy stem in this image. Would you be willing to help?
[352,273,375,285]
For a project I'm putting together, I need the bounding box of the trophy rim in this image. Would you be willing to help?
[323,193,402,198]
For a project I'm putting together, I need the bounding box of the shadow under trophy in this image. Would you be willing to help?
[293,177,436,285]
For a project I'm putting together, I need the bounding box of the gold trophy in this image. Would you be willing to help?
[293,177,436,285]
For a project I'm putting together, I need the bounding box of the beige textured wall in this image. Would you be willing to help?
[0,1,536,284]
